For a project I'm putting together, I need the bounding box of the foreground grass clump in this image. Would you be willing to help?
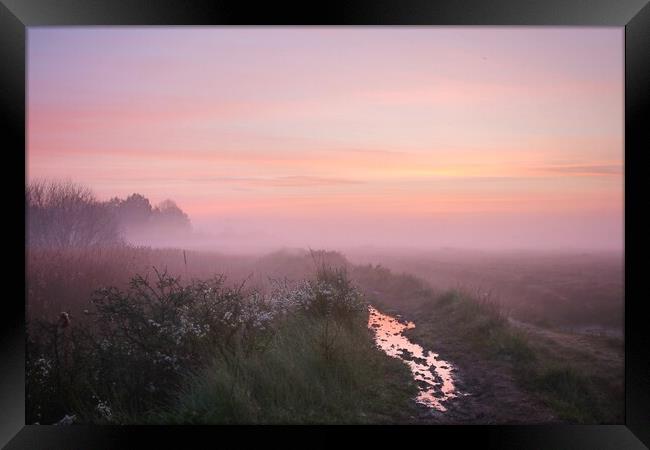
[430,290,535,364]
[524,366,602,423]
[159,265,417,424]
[411,289,620,424]
[157,313,414,424]
[27,264,416,424]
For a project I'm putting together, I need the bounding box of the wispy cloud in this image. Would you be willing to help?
[189,176,363,187]
[81,175,364,188]
[535,164,623,176]
[256,176,363,187]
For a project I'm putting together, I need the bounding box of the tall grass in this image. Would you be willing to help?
[524,366,604,423]
[155,312,414,424]
[351,263,437,311]
[428,289,535,363]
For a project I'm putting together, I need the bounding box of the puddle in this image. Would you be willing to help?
[368,305,459,411]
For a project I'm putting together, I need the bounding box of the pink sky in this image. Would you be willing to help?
[27,27,624,251]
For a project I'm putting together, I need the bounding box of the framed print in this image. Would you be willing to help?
[2,0,649,448]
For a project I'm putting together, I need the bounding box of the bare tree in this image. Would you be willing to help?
[26,179,122,248]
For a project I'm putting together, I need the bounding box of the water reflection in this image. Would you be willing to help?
[368,306,458,411]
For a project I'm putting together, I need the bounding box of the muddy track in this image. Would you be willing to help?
[370,305,557,424]
[412,347,557,424]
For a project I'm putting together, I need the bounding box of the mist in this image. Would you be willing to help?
[182,211,623,254]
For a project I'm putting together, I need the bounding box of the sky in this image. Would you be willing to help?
[27,27,624,251]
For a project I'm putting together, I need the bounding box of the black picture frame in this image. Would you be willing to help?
[2,0,649,448]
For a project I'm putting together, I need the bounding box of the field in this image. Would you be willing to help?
[347,248,624,334]
[26,245,624,424]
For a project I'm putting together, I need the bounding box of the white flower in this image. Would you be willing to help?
[56,414,76,425]
[34,357,52,378]
[96,400,113,420]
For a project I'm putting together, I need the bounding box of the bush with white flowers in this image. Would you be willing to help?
[27,264,367,424]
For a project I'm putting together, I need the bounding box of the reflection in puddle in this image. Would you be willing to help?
[368,306,459,411]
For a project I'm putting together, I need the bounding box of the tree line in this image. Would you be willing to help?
[26,180,191,248]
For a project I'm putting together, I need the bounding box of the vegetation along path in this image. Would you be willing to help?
[366,303,556,424]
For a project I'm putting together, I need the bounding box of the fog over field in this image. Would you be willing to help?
[172,212,622,254]
[29,28,623,256]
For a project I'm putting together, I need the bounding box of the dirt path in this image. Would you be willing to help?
[411,344,557,424]
[370,305,557,424]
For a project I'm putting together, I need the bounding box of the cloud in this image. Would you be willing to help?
[259,176,364,187]
[178,175,364,187]
[538,164,622,176]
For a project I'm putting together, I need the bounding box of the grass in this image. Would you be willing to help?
[153,313,416,424]
[352,249,624,331]
[27,245,622,424]
[523,366,602,423]
[409,288,622,423]
[428,290,535,363]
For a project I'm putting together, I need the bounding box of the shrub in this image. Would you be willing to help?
[27,262,370,424]
[27,268,274,423]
